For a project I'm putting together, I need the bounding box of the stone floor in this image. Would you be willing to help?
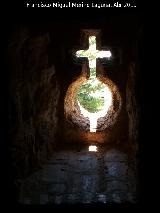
[19,148,137,204]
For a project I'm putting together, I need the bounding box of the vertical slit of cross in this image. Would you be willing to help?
[76,36,111,78]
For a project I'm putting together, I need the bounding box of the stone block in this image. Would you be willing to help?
[112,193,122,203]
[97,194,107,203]
[41,164,68,182]
[48,183,66,194]
[40,194,49,204]
[81,175,97,193]
[126,192,137,203]
[82,192,93,203]
[22,197,31,204]
[67,194,79,203]
[71,156,98,172]
[107,180,128,191]
[104,150,127,162]
[54,195,63,204]
[105,162,128,178]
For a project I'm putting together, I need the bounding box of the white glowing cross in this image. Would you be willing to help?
[76,36,111,78]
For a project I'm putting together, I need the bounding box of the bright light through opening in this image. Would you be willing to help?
[76,36,112,70]
[76,35,113,132]
[89,145,97,152]
[77,79,112,132]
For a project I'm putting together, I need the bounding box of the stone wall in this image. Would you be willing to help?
[19,148,136,204]
[8,28,60,198]
[126,63,140,148]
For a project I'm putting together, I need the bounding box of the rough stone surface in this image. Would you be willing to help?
[8,29,60,183]
[19,149,137,204]
[126,63,140,147]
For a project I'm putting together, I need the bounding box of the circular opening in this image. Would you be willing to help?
[64,75,122,132]
[76,78,113,132]
[76,78,112,113]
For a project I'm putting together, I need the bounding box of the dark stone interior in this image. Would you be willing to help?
[6,8,144,208]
